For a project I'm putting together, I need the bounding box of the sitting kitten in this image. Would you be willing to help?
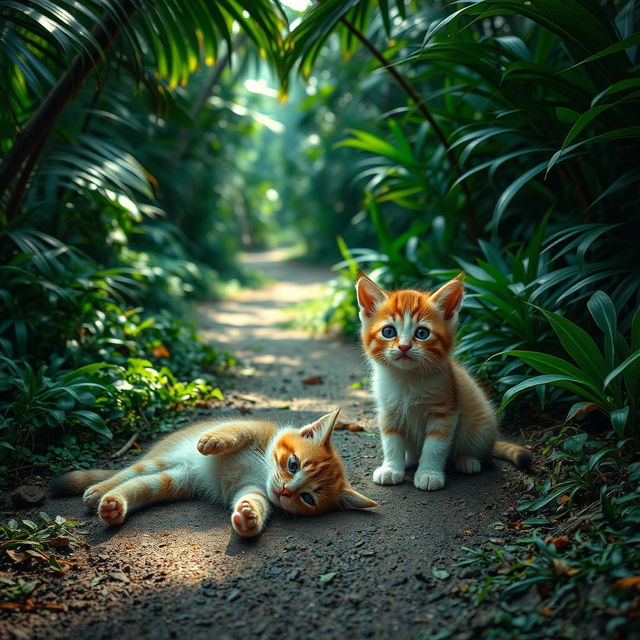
[50,409,377,536]
[356,273,531,491]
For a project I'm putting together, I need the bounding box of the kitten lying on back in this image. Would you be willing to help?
[356,273,531,491]
[50,410,377,537]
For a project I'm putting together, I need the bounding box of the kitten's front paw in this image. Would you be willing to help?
[372,466,404,485]
[414,471,445,491]
[198,432,235,455]
[231,499,260,537]
[83,484,103,509]
[98,494,127,525]
[455,456,481,474]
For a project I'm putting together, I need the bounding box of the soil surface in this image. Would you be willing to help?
[1,252,531,640]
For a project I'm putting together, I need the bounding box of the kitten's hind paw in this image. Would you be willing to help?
[197,432,235,455]
[455,456,481,474]
[231,499,260,537]
[373,466,404,486]
[98,494,127,525]
[414,471,445,491]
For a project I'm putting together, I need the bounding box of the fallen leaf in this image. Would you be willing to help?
[545,535,571,551]
[5,550,28,563]
[464,529,474,536]
[0,599,67,612]
[302,376,323,385]
[108,571,129,583]
[614,576,640,590]
[152,345,170,359]
[557,494,570,505]
[539,606,554,617]
[319,572,336,584]
[552,558,579,577]
[239,407,250,415]
[432,568,450,581]
[335,422,364,432]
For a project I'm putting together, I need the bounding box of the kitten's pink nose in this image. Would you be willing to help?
[398,344,411,352]
[278,485,292,498]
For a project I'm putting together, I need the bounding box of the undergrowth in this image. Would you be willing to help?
[457,429,640,639]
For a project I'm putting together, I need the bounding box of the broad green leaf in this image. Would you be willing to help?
[603,351,640,389]
[538,308,607,386]
[500,350,588,382]
[500,374,593,413]
[610,407,630,438]
[587,291,617,367]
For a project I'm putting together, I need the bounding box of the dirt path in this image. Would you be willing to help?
[5,252,527,640]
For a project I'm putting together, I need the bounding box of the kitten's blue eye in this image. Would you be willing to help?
[381,326,397,339]
[287,456,299,474]
[300,492,315,506]
[415,327,430,340]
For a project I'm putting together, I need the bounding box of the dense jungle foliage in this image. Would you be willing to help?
[1,1,639,636]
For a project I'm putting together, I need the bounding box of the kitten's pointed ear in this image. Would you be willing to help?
[337,486,378,510]
[300,408,340,445]
[430,274,464,322]
[356,272,387,319]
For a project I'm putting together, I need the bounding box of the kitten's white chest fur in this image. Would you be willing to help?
[372,362,451,422]
[171,426,269,505]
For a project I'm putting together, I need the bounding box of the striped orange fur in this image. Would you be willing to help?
[356,273,532,492]
[50,410,377,536]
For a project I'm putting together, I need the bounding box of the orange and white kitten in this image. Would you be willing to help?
[50,410,377,537]
[356,273,531,491]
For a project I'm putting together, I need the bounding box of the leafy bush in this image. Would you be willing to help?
[0,360,112,464]
[501,292,640,441]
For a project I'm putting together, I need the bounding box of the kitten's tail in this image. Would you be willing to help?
[492,441,532,470]
[49,469,116,497]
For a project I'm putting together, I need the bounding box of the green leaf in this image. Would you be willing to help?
[432,568,450,580]
[500,374,597,413]
[319,572,336,584]
[603,351,640,389]
[499,350,586,381]
[587,291,617,366]
[538,308,607,386]
[610,407,630,438]
[570,31,640,68]
[492,160,550,229]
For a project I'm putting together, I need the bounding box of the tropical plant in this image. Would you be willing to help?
[500,292,640,441]
[0,359,113,460]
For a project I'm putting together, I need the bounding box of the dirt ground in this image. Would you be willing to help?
[1,252,532,640]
